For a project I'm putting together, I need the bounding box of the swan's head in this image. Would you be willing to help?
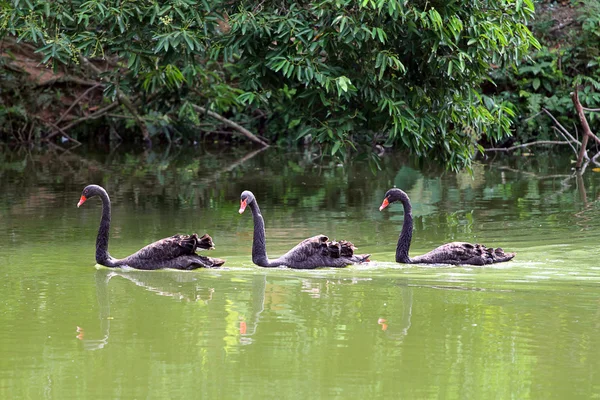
[239,190,256,214]
[78,185,106,208]
[379,188,409,211]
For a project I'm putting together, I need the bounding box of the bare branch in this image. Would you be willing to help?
[79,56,104,77]
[191,104,269,147]
[572,89,598,169]
[552,127,580,156]
[35,76,99,87]
[542,108,581,144]
[549,19,574,33]
[45,122,82,145]
[56,83,102,125]
[523,110,543,122]
[485,140,576,152]
[117,90,150,143]
[56,101,120,133]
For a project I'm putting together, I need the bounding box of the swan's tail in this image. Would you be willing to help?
[206,256,226,268]
[492,248,516,263]
[354,254,371,263]
[339,240,370,263]
[339,240,356,257]
[196,234,216,251]
[186,255,225,269]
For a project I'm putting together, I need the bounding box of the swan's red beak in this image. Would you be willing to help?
[239,199,247,214]
[379,197,389,211]
[77,195,87,208]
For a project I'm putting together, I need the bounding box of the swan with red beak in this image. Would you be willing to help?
[76,184,225,270]
[238,190,370,269]
[379,187,515,265]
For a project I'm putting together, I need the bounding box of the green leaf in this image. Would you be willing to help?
[288,119,301,129]
[331,141,341,156]
[338,77,348,93]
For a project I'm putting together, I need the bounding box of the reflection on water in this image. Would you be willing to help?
[79,268,220,351]
[82,268,269,350]
[1,147,600,398]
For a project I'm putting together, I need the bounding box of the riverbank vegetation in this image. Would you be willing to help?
[1,1,594,172]
[487,1,600,166]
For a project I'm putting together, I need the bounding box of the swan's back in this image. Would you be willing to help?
[275,235,370,269]
[117,233,224,270]
[411,242,515,265]
[131,233,214,260]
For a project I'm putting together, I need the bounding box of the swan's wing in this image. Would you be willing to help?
[279,235,335,261]
[279,235,369,266]
[131,233,214,261]
[194,234,216,251]
[412,242,515,265]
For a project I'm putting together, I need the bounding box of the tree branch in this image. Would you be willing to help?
[56,101,120,133]
[191,104,269,147]
[572,88,598,169]
[56,83,102,125]
[549,19,574,33]
[80,56,150,144]
[485,140,576,152]
[552,127,580,156]
[35,75,100,87]
[117,89,150,143]
[44,122,82,145]
[542,108,581,145]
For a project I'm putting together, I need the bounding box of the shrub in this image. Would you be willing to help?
[0,0,539,170]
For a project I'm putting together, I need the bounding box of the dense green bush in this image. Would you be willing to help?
[220,1,538,169]
[492,0,600,145]
[0,0,241,143]
[0,0,538,170]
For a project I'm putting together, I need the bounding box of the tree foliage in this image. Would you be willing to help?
[0,0,538,170]
[492,0,600,145]
[221,0,538,169]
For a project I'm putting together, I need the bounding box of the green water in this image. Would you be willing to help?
[1,147,600,399]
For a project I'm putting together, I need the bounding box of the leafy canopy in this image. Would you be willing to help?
[221,0,538,169]
[0,0,538,170]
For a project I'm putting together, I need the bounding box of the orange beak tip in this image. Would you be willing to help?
[239,199,247,214]
[77,196,86,208]
[379,198,389,211]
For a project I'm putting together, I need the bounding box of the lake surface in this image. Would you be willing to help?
[1,146,599,399]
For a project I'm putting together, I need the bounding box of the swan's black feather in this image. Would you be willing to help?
[381,188,515,266]
[240,190,370,269]
[272,235,369,268]
[131,233,214,261]
[79,185,224,270]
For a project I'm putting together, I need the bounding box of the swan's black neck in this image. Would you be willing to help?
[248,200,275,267]
[94,188,117,267]
[396,193,413,263]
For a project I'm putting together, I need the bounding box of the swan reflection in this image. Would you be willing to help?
[78,268,216,350]
[79,269,413,351]
[380,284,413,342]
[239,274,267,345]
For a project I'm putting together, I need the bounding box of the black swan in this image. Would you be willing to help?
[238,190,370,269]
[77,185,225,270]
[379,188,515,265]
